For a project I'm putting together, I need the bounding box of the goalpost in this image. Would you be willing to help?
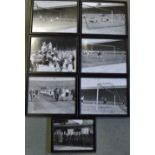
[96,44,116,55]
[34,2,76,23]
[95,82,124,111]
[93,43,126,56]
[34,1,62,22]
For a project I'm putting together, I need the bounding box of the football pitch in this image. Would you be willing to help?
[82,63,126,73]
[82,53,126,68]
[33,19,77,32]
[81,101,127,114]
[82,13,126,35]
[54,145,93,151]
[28,95,75,114]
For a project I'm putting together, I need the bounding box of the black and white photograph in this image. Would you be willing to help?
[81,38,127,73]
[82,2,127,35]
[80,77,128,115]
[32,0,77,33]
[52,118,95,152]
[29,36,77,73]
[27,76,76,115]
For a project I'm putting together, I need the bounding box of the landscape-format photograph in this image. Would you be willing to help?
[52,118,95,152]
[81,38,127,73]
[29,36,77,73]
[80,77,128,115]
[82,2,127,35]
[32,0,77,32]
[27,76,76,115]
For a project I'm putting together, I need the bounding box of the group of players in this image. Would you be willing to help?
[54,130,93,147]
[81,95,108,104]
[30,41,75,72]
[81,95,127,105]
[83,49,103,57]
[40,87,75,101]
[29,87,75,102]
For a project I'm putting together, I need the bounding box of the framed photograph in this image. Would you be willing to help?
[31,0,78,33]
[26,75,77,115]
[28,36,77,73]
[82,1,127,35]
[51,117,96,152]
[81,38,127,74]
[80,77,129,116]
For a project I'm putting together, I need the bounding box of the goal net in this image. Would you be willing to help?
[95,82,127,112]
[95,44,126,55]
[83,44,126,56]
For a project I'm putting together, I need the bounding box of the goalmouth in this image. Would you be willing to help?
[82,2,126,29]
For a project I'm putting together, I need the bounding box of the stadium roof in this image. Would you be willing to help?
[53,124,93,129]
[34,1,77,10]
[29,77,75,89]
[81,78,126,89]
[83,2,125,8]
[54,120,93,129]
[82,39,121,45]
[67,120,93,125]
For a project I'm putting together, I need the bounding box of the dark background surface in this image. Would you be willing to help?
[25,0,130,155]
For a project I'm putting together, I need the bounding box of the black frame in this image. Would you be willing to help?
[26,0,130,117]
[25,74,78,116]
[30,0,79,34]
[78,75,129,117]
[51,116,96,153]
[81,0,128,36]
[80,36,128,74]
[28,34,79,74]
